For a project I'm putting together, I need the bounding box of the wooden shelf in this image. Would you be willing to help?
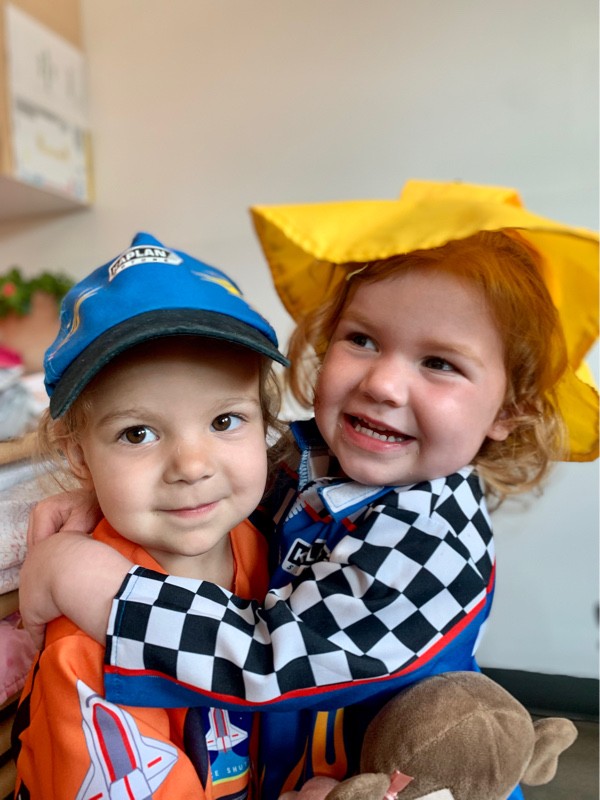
[0,0,91,221]
[0,173,89,220]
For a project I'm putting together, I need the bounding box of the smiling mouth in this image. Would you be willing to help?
[162,501,219,515]
[349,415,414,444]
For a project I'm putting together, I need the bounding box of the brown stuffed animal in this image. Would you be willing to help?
[280,671,578,800]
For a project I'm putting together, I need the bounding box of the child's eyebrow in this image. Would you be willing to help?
[94,408,157,427]
[338,307,370,326]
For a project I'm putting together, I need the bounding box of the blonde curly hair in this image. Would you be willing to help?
[285,230,569,504]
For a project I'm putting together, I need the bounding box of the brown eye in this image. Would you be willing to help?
[212,415,232,432]
[211,414,243,432]
[120,426,157,444]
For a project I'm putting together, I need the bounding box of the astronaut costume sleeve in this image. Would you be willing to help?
[13,519,268,800]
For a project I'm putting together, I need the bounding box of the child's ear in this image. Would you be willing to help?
[63,440,93,489]
[486,407,515,442]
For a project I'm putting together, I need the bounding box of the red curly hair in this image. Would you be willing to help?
[285,230,568,503]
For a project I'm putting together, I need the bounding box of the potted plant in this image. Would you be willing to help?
[0,267,73,373]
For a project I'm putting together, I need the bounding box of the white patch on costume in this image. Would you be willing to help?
[75,679,177,799]
[281,537,330,575]
[108,247,183,280]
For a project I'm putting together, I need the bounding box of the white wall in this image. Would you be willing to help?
[1,0,597,678]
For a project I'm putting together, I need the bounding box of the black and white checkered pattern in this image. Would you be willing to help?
[106,456,494,706]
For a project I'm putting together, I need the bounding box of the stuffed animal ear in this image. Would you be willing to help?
[521,717,578,785]
[325,773,391,800]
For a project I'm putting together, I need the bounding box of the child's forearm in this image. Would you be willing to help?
[19,533,132,648]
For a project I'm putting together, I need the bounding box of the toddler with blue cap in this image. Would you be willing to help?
[13,233,287,800]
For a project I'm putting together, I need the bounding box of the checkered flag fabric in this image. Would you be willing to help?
[106,468,494,706]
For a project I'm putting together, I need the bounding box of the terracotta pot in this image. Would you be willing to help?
[0,291,60,373]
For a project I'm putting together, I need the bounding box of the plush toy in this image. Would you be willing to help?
[279,671,578,800]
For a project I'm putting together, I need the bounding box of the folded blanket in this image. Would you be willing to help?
[0,475,50,593]
[0,367,47,442]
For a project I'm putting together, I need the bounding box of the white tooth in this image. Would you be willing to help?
[354,421,402,443]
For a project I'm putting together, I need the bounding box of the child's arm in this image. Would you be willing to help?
[19,532,131,648]
[103,476,495,712]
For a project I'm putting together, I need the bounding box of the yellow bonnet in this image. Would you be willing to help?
[251,180,599,462]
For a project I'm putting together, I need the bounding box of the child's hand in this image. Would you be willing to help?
[19,532,132,649]
[278,777,340,800]
[26,489,101,547]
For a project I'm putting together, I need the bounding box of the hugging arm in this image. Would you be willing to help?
[104,488,494,711]
[19,532,131,649]
[20,490,117,648]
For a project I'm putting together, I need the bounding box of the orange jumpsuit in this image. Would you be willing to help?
[13,518,268,800]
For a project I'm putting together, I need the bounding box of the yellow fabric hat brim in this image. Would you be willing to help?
[251,180,599,462]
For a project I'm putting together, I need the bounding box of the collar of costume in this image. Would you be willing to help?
[291,418,407,520]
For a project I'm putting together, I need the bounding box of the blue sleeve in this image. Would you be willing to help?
[104,497,493,711]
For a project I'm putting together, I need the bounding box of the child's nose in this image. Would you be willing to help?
[360,357,409,407]
[164,439,215,483]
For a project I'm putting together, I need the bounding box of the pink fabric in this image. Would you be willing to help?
[0,346,23,368]
[0,612,37,705]
[388,769,414,797]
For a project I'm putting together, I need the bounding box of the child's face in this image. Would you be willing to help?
[65,338,267,579]
[314,267,512,486]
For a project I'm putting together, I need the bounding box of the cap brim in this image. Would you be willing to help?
[50,308,289,418]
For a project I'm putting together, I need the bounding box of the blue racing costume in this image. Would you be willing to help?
[104,419,524,800]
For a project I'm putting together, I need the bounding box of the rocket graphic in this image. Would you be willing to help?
[204,707,249,753]
[75,680,178,800]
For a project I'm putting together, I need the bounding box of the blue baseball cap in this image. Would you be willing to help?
[45,232,288,418]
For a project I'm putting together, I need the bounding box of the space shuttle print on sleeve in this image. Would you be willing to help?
[13,518,268,799]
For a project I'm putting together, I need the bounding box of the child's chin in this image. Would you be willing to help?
[340,459,416,487]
